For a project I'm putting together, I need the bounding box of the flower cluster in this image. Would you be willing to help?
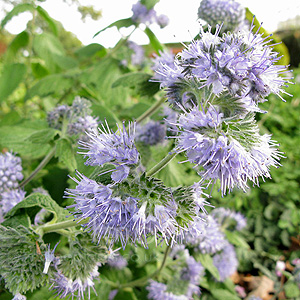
[0,152,23,192]
[66,171,200,249]
[127,41,145,66]
[0,152,25,219]
[47,97,98,139]
[185,214,227,254]
[131,1,169,28]
[211,207,247,231]
[152,24,290,195]
[212,242,238,281]
[78,122,139,183]
[135,120,167,145]
[198,0,246,33]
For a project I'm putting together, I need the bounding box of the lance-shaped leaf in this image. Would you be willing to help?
[93,17,134,37]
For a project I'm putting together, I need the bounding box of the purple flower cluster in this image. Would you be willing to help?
[173,106,282,195]
[211,207,247,231]
[135,120,166,145]
[127,41,145,66]
[0,152,25,218]
[50,264,99,300]
[147,280,189,300]
[0,152,23,192]
[78,122,139,183]
[66,172,194,249]
[131,1,169,28]
[198,0,246,32]
[153,25,291,110]
[47,97,98,138]
[185,214,226,254]
[212,242,238,281]
[12,293,26,300]
[107,254,128,269]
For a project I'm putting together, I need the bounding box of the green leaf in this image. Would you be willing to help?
[197,253,220,281]
[74,43,107,60]
[93,18,134,37]
[0,125,51,159]
[4,31,29,62]
[26,128,59,144]
[141,0,159,9]
[144,27,164,53]
[55,138,77,171]
[2,213,31,228]
[1,3,35,28]
[31,62,50,79]
[0,110,22,126]
[284,281,300,298]
[210,289,240,300]
[0,63,26,102]
[25,74,74,100]
[225,230,250,249]
[36,6,58,36]
[112,72,160,97]
[33,33,77,71]
[6,192,68,223]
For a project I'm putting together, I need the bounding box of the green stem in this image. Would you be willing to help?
[136,97,166,124]
[146,152,177,177]
[38,218,89,235]
[118,244,171,289]
[19,147,56,189]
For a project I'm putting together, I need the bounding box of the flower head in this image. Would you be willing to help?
[131,2,156,24]
[78,121,139,183]
[0,152,23,193]
[1,189,26,214]
[50,264,99,300]
[198,0,246,32]
[128,41,145,66]
[135,120,166,145]
[185,214,226,254]
[213,242,238,281]
[211,207,247,231]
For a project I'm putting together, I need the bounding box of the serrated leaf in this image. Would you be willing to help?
[93,17,134,37]
[74,43,107,60]
[225,230,250,249]
[1,3,35,28]
[36,6,58,36]
[26,128,59,144]
[55,138,77,171]
[25,74,74,100]
[197,253,220,281]
[144,27,164,53]
[0,63,26,102]
[6,192,68,223]
[112,72,160,97]
[2,213,31,228]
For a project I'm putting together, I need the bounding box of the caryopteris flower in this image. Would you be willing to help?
[128,41,145,66]
[198,0,246,33]
[185,214,226,254]
[107,254,128,269]
[131,1,156,24]
[66,172,199,249]
[0,152,23,193]
[211,207,247,231]
[135,120,167,145]
[212,242,238,281]
[78,122,139,183]
[43,242,59,274]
